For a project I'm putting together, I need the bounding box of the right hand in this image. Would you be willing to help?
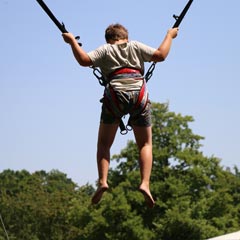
[167,28,179,39]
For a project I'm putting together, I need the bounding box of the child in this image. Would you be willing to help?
[62,24,178,208]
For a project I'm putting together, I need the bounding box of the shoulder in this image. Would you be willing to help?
[128,40,155,51]
[94,43,111,52]
[129,40,152,48]
[88,43,110,58]
[128,40,141,47]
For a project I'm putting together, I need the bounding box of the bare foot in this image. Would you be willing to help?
[91,185,109,204]
[139,186,155,208]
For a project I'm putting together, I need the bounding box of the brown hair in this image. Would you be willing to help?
[105,23,128,42]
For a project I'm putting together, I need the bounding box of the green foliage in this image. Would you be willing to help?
[1,102,240,239]
[0,169,81,240]
[109,102,240,239]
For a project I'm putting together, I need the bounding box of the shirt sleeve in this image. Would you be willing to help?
[133,41,156,62]
[87,45,107,67]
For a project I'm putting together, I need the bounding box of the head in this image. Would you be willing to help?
[105,23,128,43]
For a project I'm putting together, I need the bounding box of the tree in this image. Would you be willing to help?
[1,102,239,239]
[0,169,80,240]
[106,102,240,240]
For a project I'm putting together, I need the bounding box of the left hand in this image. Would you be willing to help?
[62,32,76,44]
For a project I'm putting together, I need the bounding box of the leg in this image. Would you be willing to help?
[91,122,119,204]
[132,125,155,208]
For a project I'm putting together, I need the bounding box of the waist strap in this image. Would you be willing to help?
[108,68,142,79]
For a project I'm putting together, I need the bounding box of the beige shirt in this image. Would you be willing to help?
[87,41,156,79]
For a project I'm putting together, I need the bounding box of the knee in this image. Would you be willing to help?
[138,142,152,151]
[97,142,111,159]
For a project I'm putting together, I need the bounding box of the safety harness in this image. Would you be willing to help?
[95,67,149,135]
[36,0,194,135]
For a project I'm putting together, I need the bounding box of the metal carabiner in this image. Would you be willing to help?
[119,120,128,135]
[92,67,106,86]
[145,62,156,82]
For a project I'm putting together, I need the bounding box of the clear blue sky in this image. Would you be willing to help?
[0,0,239,186]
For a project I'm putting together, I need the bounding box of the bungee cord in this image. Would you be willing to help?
[0,213,10,240]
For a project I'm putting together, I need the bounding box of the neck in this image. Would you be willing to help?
[108,39,128,44]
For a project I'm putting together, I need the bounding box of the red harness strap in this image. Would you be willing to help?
[103,81,148,134]
[131,81,147,112]
[103,67,148,134]
[108,68,142,79]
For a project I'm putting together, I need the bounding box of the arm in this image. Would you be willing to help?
[62,32,92,67]
[151,28,178,62]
